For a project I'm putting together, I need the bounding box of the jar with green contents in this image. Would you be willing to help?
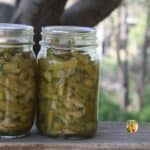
[0,24,36,138]
[37,26,100,138]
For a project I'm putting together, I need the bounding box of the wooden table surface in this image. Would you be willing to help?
[0,122,150,150]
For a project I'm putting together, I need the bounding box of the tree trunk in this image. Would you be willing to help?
[61,0,122,26]
[0,0,16,22]
[116,0,129,111]
[137,3,150,110]
[0,0,122,53]
[31,0,67,53]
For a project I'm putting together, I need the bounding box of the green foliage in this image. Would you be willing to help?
[128,12,146,49]
[140,106,150,122]
[140,85,150,122]
[99,88,120,121]
[99,88,140,122]
[143,84,150,106]
[99,87,150,122]
[101,55,118,81]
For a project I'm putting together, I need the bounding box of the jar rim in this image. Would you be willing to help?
[0,23,34,44]
[42,26,96,35]
[0,23,33,31]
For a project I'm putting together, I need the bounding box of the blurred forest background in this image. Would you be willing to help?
[98,0,150,122]
[0,0,149,122]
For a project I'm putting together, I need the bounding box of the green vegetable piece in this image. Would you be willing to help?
[47,111,54,132]
[0,91,5,101]
[3,63,20,74]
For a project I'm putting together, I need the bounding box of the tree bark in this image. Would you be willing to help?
[31,0,67,53]
[0,0,16,22]
[0,0,122,52]
[61,0,122,26]
[11,0,44,24]
[10,0,122,26]
[137,3,150,110]
[116,0,129,111]
[11,0,68,53]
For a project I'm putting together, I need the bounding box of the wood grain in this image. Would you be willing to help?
[0,122,150,150]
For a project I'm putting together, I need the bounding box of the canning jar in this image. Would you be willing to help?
[0,24,36,138]
[37,26,100,137]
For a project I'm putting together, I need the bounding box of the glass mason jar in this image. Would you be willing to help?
[0,24,36,138]
[37,26,100,138]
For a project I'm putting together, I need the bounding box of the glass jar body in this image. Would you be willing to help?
[0,44,36,138]
[37,44,99,137]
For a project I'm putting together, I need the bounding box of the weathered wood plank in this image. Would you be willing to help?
[0,122,150,150]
